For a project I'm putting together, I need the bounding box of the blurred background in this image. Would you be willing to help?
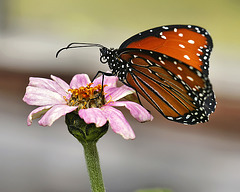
[1,0,240,191]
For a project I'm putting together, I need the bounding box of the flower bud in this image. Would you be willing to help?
[65,112,108,144]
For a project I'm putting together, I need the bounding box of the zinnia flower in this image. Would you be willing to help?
[23,74,153,139]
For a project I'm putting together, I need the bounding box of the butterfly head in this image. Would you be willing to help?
[100,47,118,64]
[99,47,127,78]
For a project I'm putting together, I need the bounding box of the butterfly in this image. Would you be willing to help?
[57,24,216,125]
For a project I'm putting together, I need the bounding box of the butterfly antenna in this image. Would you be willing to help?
[56,42,104,58]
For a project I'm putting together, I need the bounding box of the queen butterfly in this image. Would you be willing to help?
[57,24,216,125]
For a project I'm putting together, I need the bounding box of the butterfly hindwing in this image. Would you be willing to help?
[118,48,216,124]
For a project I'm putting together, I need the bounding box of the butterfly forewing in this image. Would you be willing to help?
[119,25,213,75]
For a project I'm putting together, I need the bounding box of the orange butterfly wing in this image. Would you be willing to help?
[118,48,216,124]
[119,25,213,75]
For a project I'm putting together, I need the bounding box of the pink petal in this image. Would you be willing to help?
[38,105,78,126]
[28,77,67,97]
[78,108,107,127]
[27,105,53,126]
[101,106,135,139]
[23,86,66,106]
[70,74,91,89]
[51,75,70,94]
[92,74,118,92]
[107,101,154,122]
[105,85,135,101]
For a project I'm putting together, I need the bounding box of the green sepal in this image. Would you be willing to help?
[65,112,108,144]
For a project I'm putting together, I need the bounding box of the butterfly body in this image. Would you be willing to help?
[99,25,216,125]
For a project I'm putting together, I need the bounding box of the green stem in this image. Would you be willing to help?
[83,142,105,192]
[65,112,108,192]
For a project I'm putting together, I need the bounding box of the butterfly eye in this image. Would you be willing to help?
[100,55,108,63]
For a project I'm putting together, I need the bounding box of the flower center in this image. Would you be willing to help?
[66,83,107,109]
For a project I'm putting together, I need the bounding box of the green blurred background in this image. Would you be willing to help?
[1,0,240,192]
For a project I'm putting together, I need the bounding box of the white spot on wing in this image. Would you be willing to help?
[188,40,195,44]
[178,33,183,37]
[177,66,183,71]
[161,35,167,39]
[179,44,185,48]
[148,69,153,73]
[146,59,152,65]
[196,71,202,77]
[184,55,190,60]
[177,74,182,80]
[187,76,194,81]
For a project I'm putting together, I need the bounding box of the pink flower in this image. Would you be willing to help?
[23,74,153,139]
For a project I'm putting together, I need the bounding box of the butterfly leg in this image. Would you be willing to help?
[121,81,150,109]
[135,91,143,106]
[91,70,114,82]
[92,70,114,97]
[134,91,151,113]
[91,71,114,102]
